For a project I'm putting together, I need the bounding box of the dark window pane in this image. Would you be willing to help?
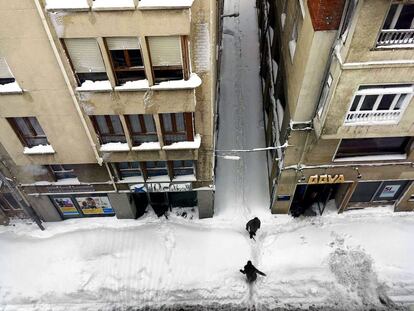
[29,117,45,136]
[162,114,173,132]
[128,49,143,67]
[117,162,129,169]
[110,116,124,135]
[360,95,377,111]
[395,4,414,29]
[336,137,410,158]
[127,115,142,133]
[349,182,381,202]
[144,115,156,133]
[153,67,183,83]
[169,191,197,207]
[77,72,108,84]
[373,180,409,202]
[383,4,398,29]
[394,94,407,110]
[110,50,127,67]
[378,94,395,110]
[0,77,15,85]
[115,70,146,84]
[175,113,185,132]
[95,116,109,134]
[350,95,361,111]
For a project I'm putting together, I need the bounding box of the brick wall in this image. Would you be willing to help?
[307,0,346,31]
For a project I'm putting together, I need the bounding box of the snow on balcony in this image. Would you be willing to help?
[377,29,414,48]
[138,0,194,10]
[23,144,55,155]
[0,81,23,94]
[173,174,196,182]
[45,0,90,11]
[163,134,201,150]
[131,142,161,151]
[92,0,136,11]
[76,80,112,92]
[345,110,402,125]
[99,142,130,152]
[32,178,81,186]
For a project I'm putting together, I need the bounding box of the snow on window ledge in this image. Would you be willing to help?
[23,144,56,155]
[138,0,194,10]
[146,175,171,182]
[131,142,161,151]
[0,81,23,94]
[173,174,196,182]
[163,134,201,150]
[92,0,136,11]
[45,0,90,11]
[334,154,407,162]
[76,80,112,92]
[31,178,81,186]
[114,74,202,92]
[118,176,145,184]
[99,142,130,152]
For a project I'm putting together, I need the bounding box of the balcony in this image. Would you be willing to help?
[377,29,414,48]
[345,110,402,125]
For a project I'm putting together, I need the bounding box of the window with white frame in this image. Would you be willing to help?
[63,38,108,85]
[345,84,414,125]
[377,3,414,47]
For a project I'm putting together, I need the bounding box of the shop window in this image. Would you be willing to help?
[63,38,108,85]
[147,36,188,83]
[345,84,413,125]
[0,58,16,85]
[335,137,412,159]
[7,117,49,147]
[160,112,194,145]
[350,180,410,203]
[49,165,77,180]
[168,191,197,208]
[90,115,127,144]
[125,114,158,146]
[106,37,146,85]
[172,160,194,177]
[142,161,168,179]
[116,162,142,179]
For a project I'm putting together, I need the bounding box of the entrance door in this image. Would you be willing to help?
[149,192,169,217]
[290,184,341,217]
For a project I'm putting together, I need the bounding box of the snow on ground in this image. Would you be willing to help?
[214,0,270,221]
[0,206,413,311]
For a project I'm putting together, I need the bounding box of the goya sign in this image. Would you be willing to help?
[308,174,345,184]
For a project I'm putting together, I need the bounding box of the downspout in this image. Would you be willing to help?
[34,0,103,166]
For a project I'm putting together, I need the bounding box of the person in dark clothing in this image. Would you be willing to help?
[246,217,261,239]
[240,260,266,283]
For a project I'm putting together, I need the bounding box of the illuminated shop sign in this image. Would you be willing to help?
[308,174,345,184]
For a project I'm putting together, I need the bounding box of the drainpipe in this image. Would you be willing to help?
[33,0,103,166]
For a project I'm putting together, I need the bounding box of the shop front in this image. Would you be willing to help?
[50,195,115,219]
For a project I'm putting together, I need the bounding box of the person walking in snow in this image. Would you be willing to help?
[246,217,261,240]
[240,260,266,283]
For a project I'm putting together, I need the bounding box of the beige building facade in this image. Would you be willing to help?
[258,0,414,216]
[0,0,219,222]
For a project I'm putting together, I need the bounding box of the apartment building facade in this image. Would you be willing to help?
[258,0,414,215]
[0,0,218,222]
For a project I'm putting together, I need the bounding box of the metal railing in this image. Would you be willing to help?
[377,29,414,47]
[345,110,401,124]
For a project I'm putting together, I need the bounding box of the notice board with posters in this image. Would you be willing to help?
[51,195,115,218]
[52,197,80,216]
[75,196,114,215]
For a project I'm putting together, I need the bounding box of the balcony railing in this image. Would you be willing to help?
[345,110,402,125]
[377,29,414,47]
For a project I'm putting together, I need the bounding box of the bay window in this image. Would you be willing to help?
[116,162,142,179]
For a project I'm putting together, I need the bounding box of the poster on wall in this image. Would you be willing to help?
[75,196,114,215]
[379,185,401,199]
[53,197,79,216]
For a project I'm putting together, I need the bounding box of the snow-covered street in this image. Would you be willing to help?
[1,207,413,310]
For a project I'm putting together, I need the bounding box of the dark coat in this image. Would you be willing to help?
[240,261,266,283]
[246,217,261,238]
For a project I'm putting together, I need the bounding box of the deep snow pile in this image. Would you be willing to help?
[0,206,413,311]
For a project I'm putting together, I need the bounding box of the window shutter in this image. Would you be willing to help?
[64,38,106,73]
[0,58,13,79]
[148,36,182,66]
[106,37,140,50]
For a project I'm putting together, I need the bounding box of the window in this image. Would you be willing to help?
[0,58,15,85]
[125,114,158,146]
[142,161,168,179]
[160,113,194,145]
[7,117,49,147]
[345,84,413,124]
[147,36,187,83]
[335,137,412,159]
[63,38,108,85]
[116,162,142,179]
[172,160,194,177]
[49,165,77,180]
[350,180,409,203]
[378,3,414,47]
[339,0,358,42]
[0,193,21,211]
[106,37,146,85]
[90,115,126,144]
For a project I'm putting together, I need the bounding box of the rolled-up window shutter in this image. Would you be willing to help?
[148,36,182,66]
[106,37,140,50]
[0,58,14,79]
[64,38,106,73]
